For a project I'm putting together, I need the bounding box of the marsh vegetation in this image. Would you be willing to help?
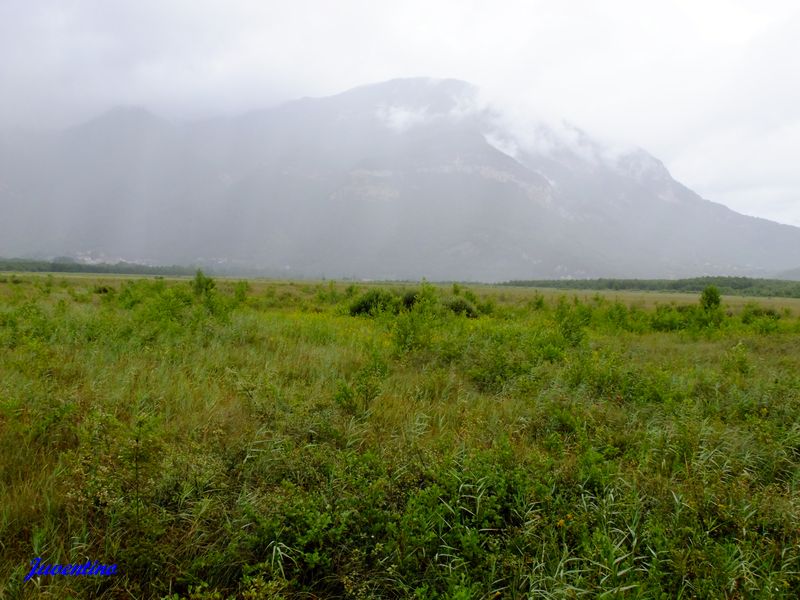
[1,274,799,598]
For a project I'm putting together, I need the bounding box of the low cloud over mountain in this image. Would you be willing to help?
[3,78,799,281]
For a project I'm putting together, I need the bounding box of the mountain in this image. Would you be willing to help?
[2,77,799,281]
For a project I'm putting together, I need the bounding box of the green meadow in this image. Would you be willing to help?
[1,273,799,598]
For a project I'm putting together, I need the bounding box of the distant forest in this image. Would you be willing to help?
[503,276,800,298]
[0,257,196,276]
[5,258,800,298]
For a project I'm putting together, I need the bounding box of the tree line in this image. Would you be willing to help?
[503,276,800,298]
[0,257,197,276]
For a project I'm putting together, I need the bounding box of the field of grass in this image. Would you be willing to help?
[1,273,799,598]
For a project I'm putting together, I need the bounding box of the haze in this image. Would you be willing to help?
[1,0,798,227]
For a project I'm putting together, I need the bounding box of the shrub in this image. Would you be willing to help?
[740,302,779,324]
[651,304,689,332]
[349,289,399,316]
[192,269,216,298]
[602,301,629,330]
[555,297,590,346]
[464,291,495,315]
[700,286,721,311]
[527,292,546,311]
[443,297,479,318]
[401,289,420,311]
[234,280,250,304]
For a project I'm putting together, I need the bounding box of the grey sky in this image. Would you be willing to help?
[1,0,798,225]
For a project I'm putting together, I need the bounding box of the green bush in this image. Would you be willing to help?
[700,285,721,311]
[401,289,420,311]
[349,289,400,316]
[192,269,216,297]
[392,311,428,353]
[740,302,779,324]
[234,280,250,304]
[651,304,690,331]
[443,297,479,318]
[555,297,590,346]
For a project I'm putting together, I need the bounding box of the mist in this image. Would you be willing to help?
[1,1,799,279]
[1,76,799,280]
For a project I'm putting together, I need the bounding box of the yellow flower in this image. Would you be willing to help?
[557,519,565,527]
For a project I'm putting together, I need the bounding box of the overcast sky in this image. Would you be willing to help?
[1,0,798,225]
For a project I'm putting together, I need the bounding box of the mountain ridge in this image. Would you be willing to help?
[1,77,798,281]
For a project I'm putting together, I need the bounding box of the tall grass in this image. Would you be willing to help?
[1,274,799,598]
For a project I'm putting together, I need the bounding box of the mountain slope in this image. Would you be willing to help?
[1,77,799,280]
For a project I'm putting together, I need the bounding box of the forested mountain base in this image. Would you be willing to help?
[0,258,196,276]
[1,275,799,598]
[504,276,800,299]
